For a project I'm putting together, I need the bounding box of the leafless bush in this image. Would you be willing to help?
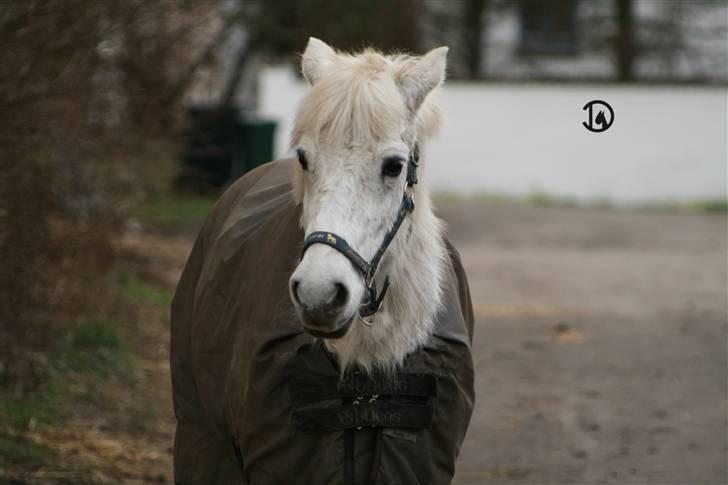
[0,0,221,390]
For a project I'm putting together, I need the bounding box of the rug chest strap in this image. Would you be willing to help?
[292,401,433,434]
[289,373,436,405]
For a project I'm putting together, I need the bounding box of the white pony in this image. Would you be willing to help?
[289,38,449,372]
[171,38,474,483]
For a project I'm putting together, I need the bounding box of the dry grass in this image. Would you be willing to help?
[0,225,192,482]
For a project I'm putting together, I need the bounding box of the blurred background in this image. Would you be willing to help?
[0,0,725,483]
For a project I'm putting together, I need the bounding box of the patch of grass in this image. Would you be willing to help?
[0,433,50,467]
[115,271,173,306]
[524,189,580,208]
[435,191,727,214]
[686,199,728,213]
[141,400,158,419]
[0,321,132,433]
[435,191,513,206]
[71,322,121,351]
[635,198,728,213]
[137,192,216,229]
[0,392,58,429]
[64,322,130,376]
[0,370,65,429]
[434,190,595,208]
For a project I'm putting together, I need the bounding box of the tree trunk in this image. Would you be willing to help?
[462,0,487,79]
[616,0,635,81]
[168,18,236,104]
[219,39,255,111]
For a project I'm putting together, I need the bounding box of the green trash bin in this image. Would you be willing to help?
[231,116,277,181]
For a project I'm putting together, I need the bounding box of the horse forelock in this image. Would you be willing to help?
[291,49,441,148]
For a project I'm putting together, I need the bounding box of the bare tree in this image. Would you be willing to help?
[462,0,488,79]
[0,0,223,389]
[615,0,635,81]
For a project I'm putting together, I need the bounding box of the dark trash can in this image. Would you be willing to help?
[177,106,277,191]
[231,117,278,180]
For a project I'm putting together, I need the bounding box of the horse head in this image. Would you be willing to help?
[289,38,448,369]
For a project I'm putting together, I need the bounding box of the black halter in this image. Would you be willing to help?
[301,144,420,324]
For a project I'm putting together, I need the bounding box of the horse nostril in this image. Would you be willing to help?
[330,282,349,309]
[291,279,303,307]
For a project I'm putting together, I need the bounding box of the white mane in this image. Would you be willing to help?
[290,39,449,372]
[291,50,443,144]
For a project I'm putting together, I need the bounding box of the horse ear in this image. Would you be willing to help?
[396,46,448,113]
[301,37,337,85]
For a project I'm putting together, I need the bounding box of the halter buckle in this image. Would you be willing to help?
[357,307,376,326]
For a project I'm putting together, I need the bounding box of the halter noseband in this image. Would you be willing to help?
[301,144,420,326]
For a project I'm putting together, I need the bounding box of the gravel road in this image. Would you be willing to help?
[437,203,727,485]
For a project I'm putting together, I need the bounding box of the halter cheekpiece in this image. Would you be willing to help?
[301,143,420,326]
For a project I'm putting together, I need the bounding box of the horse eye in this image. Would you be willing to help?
[296,148,308,171]
[381,157,404,178]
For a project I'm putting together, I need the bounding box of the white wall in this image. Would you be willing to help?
[260,66,726,202]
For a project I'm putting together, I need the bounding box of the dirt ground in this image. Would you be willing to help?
[438,203,727,485]
[0,232,190,484]
[7,202,724,484]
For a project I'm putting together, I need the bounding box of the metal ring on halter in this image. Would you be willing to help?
[357,307,376,326]
[357,295,384,326]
